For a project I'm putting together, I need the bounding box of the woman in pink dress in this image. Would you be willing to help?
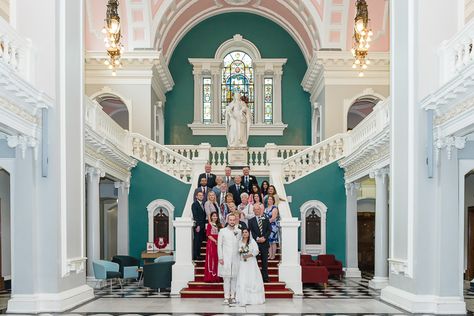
[204,211,223,283]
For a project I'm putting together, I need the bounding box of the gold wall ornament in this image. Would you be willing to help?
[351,0,373,77]
[102,0,124,75]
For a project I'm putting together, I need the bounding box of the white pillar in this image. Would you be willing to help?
[279,218,303,295]
[170,217,194,295]
[345,182,361,278]
[86,166,103,278]
[193,68,202,123]
[115,180,130,255]
[211,69,221,124]
[255,71,264,124]
[369,168,389,289]
[273,71,283,124]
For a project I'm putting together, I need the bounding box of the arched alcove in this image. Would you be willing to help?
[95,94,130,130]
[146,199,174,251]
[300,200,327,255]
[347,96,381,131]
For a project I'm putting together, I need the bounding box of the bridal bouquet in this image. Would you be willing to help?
[239,244,250,261]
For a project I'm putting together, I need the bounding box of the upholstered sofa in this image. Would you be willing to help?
[315,254,343,279]
[300,254,329,287]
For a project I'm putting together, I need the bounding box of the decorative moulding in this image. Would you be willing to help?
[187,122,287,136]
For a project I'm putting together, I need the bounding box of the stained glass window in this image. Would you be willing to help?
[264,78,273,124]
[221,51,254,123]
[203,78,212,124]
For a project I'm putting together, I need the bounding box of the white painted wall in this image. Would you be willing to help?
[0,170,11,279]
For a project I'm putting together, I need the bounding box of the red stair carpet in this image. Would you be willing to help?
[180,241,294,298]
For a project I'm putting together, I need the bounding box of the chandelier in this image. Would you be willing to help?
[101,0,124,75]
[351,0,373,77]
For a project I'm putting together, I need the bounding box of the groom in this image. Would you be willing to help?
[217,213,241,305]
[248,202,271,282]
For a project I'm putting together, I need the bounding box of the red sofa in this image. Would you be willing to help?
[316,254,343,279]
[300,254,329,287]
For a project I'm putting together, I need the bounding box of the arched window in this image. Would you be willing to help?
[221,51,255,123]
[305,209,321,245]
[188,34,287,136]
[347,95,381,130]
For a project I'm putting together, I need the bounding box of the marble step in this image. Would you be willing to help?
[179,289,294,299]
[187,281,287,291]
[194,274,279,282]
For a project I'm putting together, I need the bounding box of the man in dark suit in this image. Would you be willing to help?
[192,191,207,260]
[197,163,217,188]
[248,202,271,282]
[228,175,246,206]
[242,166,258,192]
[194,177,210,203]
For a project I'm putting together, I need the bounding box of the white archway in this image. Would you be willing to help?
[300,200,327,255]
[146,199,175,251]
[89,86,133,131]
[343,88,386,131]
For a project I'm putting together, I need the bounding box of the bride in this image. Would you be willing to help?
[235,228,265,306]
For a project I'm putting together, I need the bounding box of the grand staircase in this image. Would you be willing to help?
[179,241,294,298]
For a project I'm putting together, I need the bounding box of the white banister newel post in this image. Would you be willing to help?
[279,218,302,295]
[197,143,211,161]
[171,217,194,295]
[265,143,279,161]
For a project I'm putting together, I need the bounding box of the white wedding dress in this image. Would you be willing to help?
[235,238,265,306]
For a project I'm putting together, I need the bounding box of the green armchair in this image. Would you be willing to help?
[112,255,140,280]
[143,255,174,290]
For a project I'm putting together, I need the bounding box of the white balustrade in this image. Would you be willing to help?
[209,147,228,167]
[85,98,129,152]
[167,145,199,160]
[277,146,308,159]
[439,19,474,84]
[0,17,33,81]
[130,134,193,183]
[282,134,345,183]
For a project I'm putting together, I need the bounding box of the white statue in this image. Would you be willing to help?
[225,91,251,147]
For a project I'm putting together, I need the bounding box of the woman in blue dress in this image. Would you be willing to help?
[264,195,280,260]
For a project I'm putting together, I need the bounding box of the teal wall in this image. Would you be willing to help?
[129,161,191,260]
[285,162,347,265]
[165,12,311,146]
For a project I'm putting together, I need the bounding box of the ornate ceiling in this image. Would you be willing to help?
[85,0,389,64]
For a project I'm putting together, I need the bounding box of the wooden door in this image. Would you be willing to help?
[358,212,375,273]
[466,207,474,280]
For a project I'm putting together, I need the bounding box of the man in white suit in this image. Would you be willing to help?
[218,213,241,305]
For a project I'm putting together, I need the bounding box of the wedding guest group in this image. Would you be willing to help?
[191,164,281,305]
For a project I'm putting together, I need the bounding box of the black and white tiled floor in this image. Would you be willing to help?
[95,275,376,300]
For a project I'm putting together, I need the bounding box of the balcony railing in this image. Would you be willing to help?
[439,19,474,85]
[0,17,33,82]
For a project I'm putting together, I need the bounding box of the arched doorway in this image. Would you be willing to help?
[347,95,381,130]
[300,200,327,255]
[94,94,130,130]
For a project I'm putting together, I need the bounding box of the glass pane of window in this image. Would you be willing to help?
[203,78,212,124]
[264,78,273,124]
[221,51,254,123]
[306,208,321,245]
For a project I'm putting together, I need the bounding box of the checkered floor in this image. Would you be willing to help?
[94,274,377,299]
[302,273,379,299]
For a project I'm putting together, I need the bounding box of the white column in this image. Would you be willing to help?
[369,168,389,289]
[254,71,264,124]
[115,180,130,255]
[193,68,202,123]
[211,69,221,124]
[345,182,361,278]
[86,166,103,278]
[279,218,303,295]
[273,70,283,124]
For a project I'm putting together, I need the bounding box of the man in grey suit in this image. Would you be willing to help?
[216,182,228,206]
[223,166,234,187]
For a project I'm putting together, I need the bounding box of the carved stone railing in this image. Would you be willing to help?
[439,19,474,85]
[282,134,345,183]
[344,98,390,154]
[130,134,193,183]
[0,17,33,82]
[167,144,308,174]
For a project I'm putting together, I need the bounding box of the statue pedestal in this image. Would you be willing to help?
[227,147,248,167]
